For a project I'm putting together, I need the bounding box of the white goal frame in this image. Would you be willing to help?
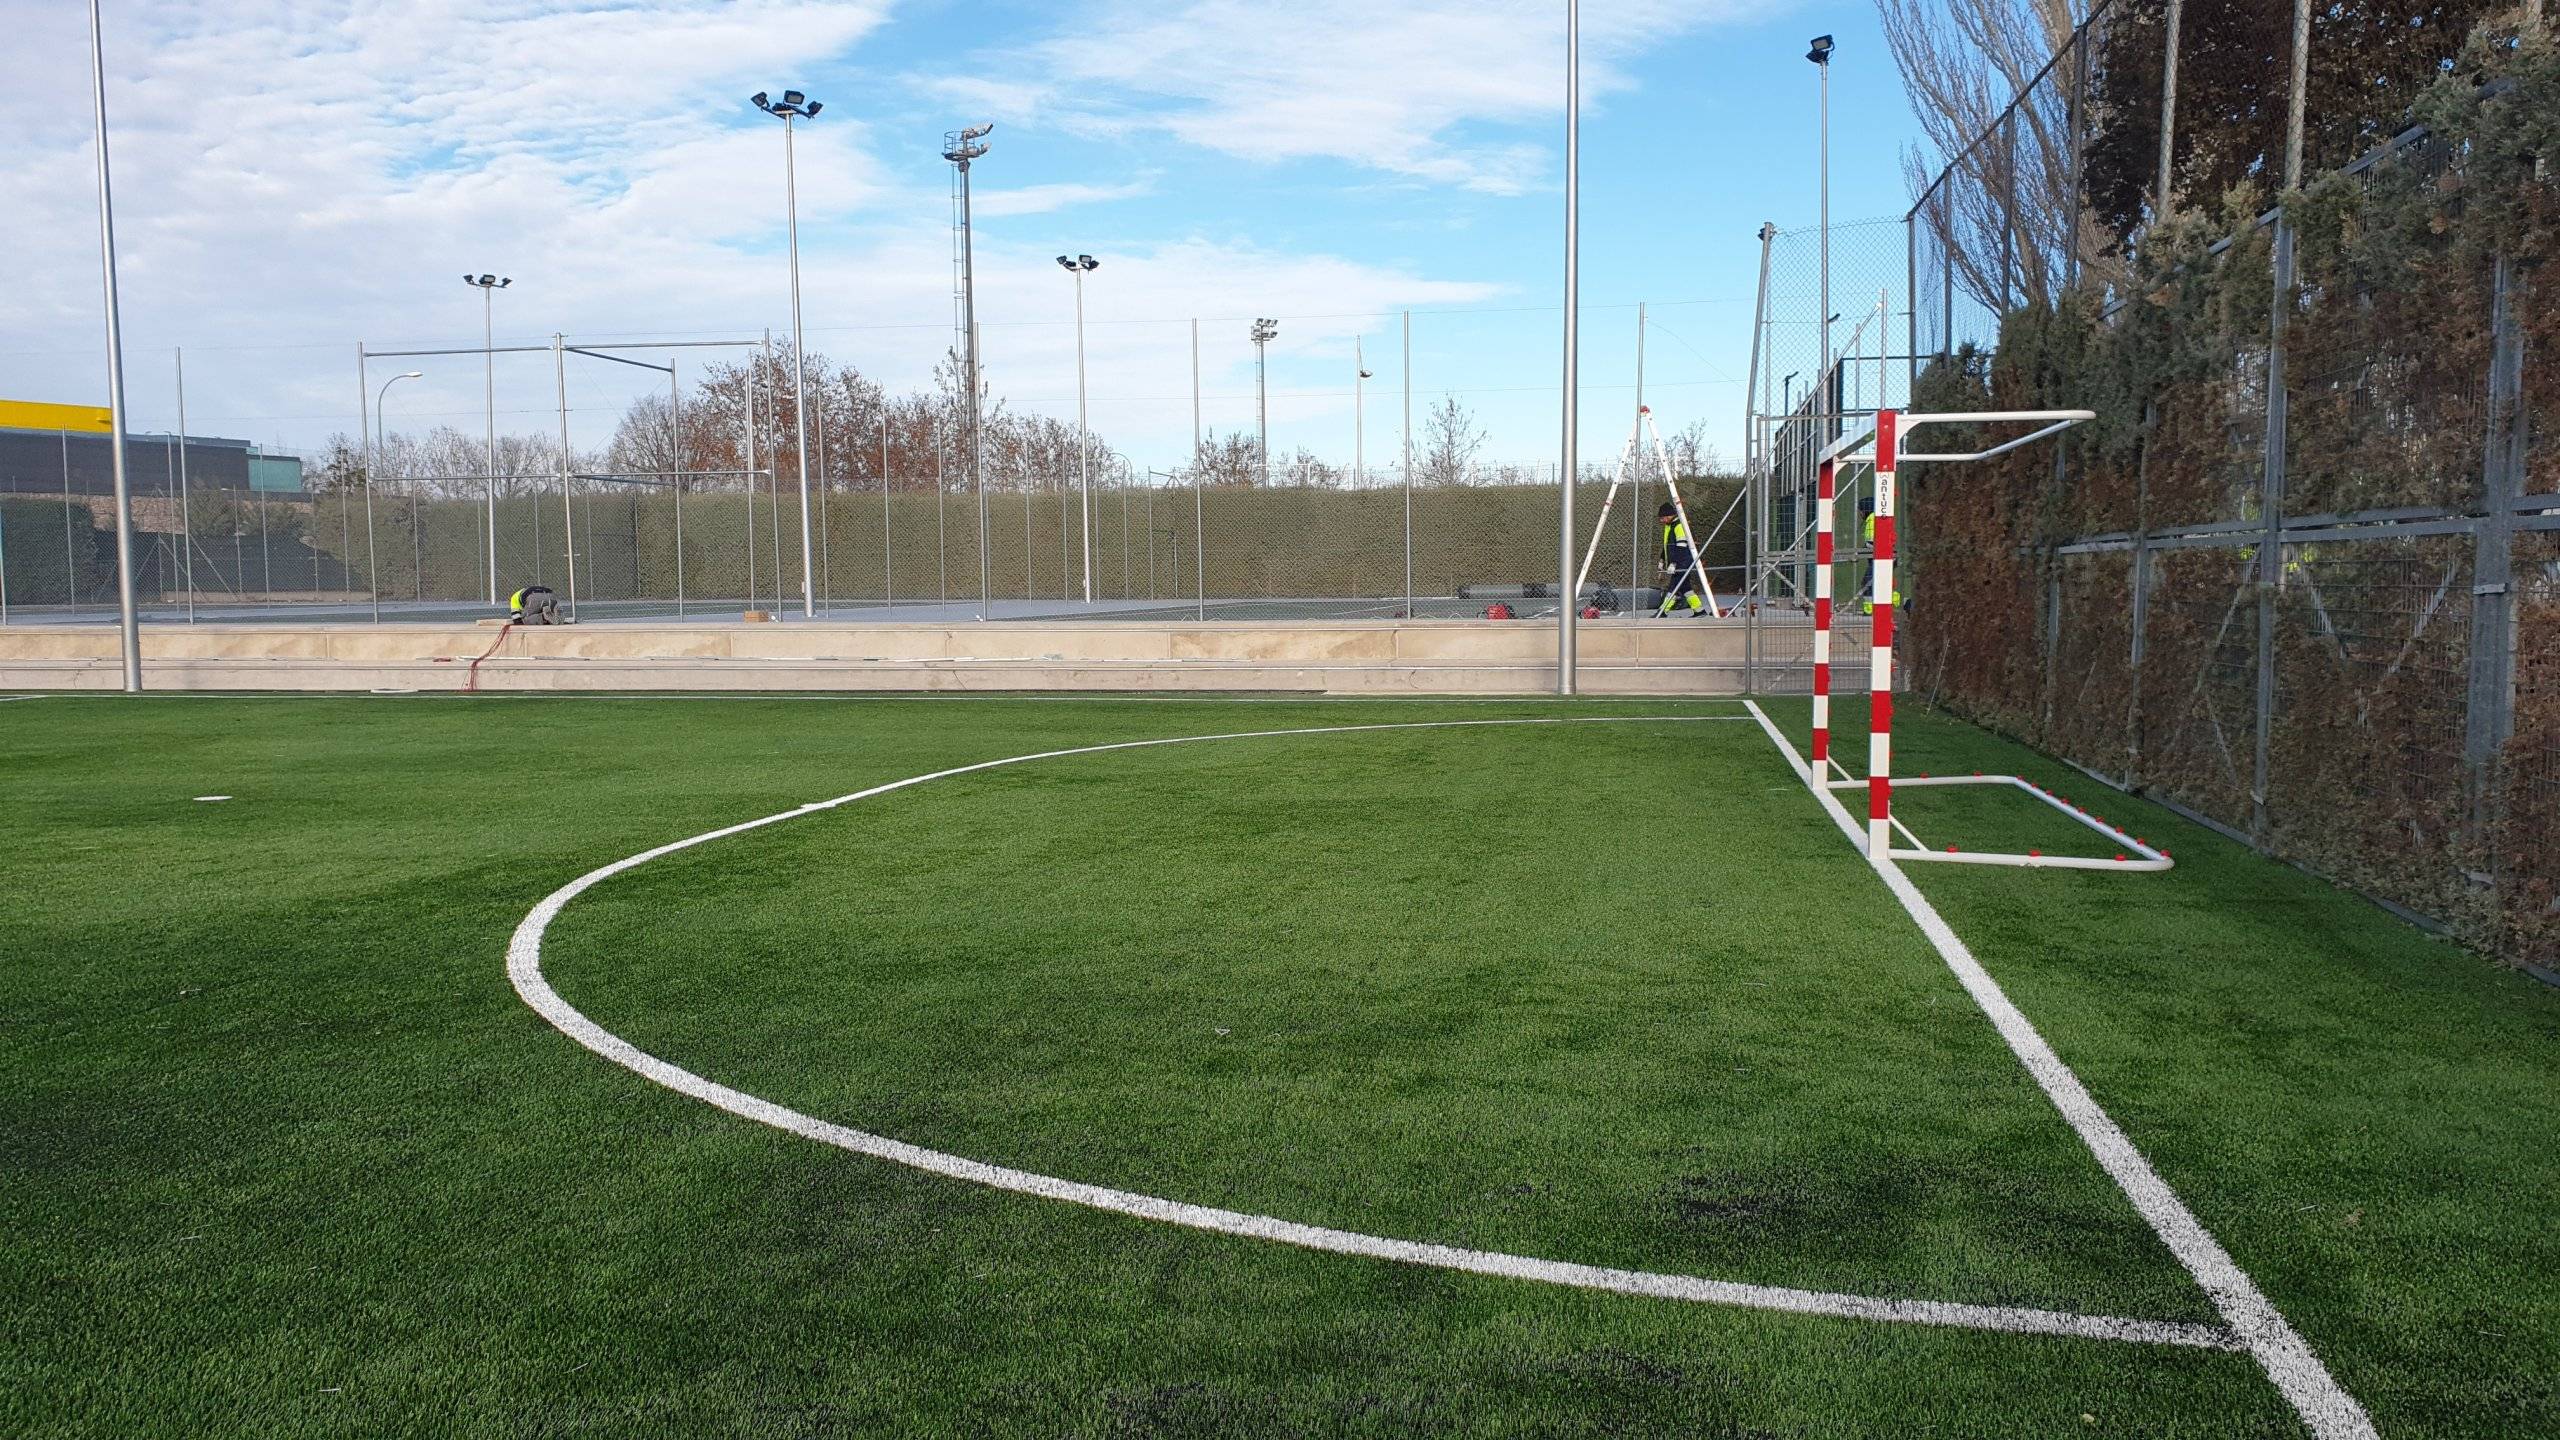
[1806,407,2171,872]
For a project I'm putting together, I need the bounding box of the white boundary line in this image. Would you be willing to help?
[1742,701,2374,1438]
[508,715,2236,1354]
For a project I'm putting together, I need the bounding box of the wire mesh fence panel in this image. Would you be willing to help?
[2134,545,2259,833]
[2286,140,2491,518]
[2500,532,2560,968]
[2266,534,2477,920]
[2049,550,2138,777]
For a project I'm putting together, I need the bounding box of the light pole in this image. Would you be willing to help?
[943,123,993,616]
[367,371,423,623]
[1809,35,1833,429]
[1559,0,1581,695]
[753,89,823,618]
[463,274,509,604]
[1355,338,1374,488]
[1249,318,1279,486]
[1056,253,1099,603]
[87,0,141,690]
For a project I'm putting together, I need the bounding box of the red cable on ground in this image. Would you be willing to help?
[463,622,516,693]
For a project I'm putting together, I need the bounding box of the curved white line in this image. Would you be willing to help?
[509,716,2237,1353]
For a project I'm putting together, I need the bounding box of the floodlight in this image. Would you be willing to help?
[782,90,805,108]
[961,122,993,140]
[804,101,821,117]
[752,91,770,109]
[1057,255,1073,268]
[1806,34,1833,64]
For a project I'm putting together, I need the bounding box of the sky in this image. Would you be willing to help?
[0,0,1929,478]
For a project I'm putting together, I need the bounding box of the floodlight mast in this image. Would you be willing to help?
[464,273,510,604]
[943,123,993,616]
[1057,254,1100,602]
[754,88,822,617]
[1249,318,1279,486]
[1355,339,1373,488]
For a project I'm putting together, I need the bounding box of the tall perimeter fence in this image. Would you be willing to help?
[0,315,1748,627]
[1893,0,2557,968]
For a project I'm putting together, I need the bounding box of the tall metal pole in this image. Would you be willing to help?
[87,0,141,690]
[175,348,194,622]
[745,359,758,609]
[1557,0,1581,695]
[971,319,990,617]
[1817,40,1833,437]
[1191,318,1204,620]
[1073,265,1093,602]
[783,112,815,618]
[482,282,500,603]
[671,362,686,615]
[366,372,419,623]
[1632,302,1645,597]
[880,414,891,605]
[553,334,578,619]
[764,330,782,613]
[1402,308,1413,616]
[1354,335,1366,488]
[1253,327,1272,486]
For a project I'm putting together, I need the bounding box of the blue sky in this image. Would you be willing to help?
[0,0,1928,475]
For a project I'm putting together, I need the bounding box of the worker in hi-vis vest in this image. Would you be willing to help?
[1656,501,1707,617]
[509,585,560,625]
[1859,501,1902,616]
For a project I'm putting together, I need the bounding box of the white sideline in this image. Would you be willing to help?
[1742,701,2375,1438]
[508,714,2237,1354]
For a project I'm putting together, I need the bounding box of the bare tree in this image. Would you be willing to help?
[1190,430,1261,487]
[1419,395,1485,486]
[1879,0,2104,318]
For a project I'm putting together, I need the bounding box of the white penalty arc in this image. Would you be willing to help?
[509,714,2238,1355]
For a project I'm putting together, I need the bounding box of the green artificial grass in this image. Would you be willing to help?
[4,692,2555,1438]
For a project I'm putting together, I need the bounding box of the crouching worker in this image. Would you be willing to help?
[509,585,560,625]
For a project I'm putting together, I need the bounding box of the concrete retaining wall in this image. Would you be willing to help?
[0,620,1859,695]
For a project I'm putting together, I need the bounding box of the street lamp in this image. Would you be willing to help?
[367,370,424,623]
[1355,339,1374,488]
[1056,253,1100,603]
[752,89,822,618]
[1808,35,1833,431]
[1249,318,1279,486]
[463,273,510,604]
[943,122,993,615]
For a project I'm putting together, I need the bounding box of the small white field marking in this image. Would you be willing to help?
[1742,701,2374,1439]
[510,715,2235,1353]
[0,694,48,703]
[193,795,232,803]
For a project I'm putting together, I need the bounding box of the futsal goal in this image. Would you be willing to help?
[1802,406,2171,873]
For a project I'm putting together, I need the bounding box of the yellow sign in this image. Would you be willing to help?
[0,399,116,434]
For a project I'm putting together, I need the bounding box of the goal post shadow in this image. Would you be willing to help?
[1801,407,2169,873]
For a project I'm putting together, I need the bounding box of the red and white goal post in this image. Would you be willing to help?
[1805,407,2173,873]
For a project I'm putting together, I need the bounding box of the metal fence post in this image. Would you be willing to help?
[2157,0,2184,217]
[2466,253,2526,851]
[2251,278,2288,847]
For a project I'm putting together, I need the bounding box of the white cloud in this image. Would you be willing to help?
[929,0,1761,195]
[0,1,1564,469]
[972,178,1156,218]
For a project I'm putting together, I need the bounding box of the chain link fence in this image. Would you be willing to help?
[1901,1,2555,968]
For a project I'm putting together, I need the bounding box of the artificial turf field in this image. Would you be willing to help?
[5,691,2556,1438]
